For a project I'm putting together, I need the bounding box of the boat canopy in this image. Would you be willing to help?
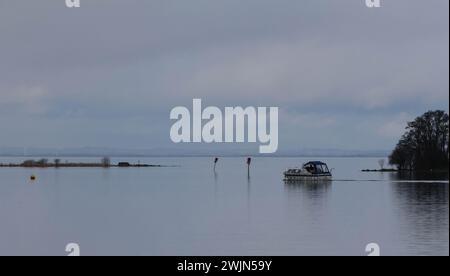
[304,161,327,166]
[302,161,330,174]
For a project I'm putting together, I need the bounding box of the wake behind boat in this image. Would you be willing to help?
[283,161,332,181]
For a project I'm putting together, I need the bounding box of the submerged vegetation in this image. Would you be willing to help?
[389,110,449,171]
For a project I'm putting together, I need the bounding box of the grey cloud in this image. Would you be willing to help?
[0,0,448,150]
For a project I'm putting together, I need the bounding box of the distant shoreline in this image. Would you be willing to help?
[0,164,164,168]
[362,168,449,173]
[361,169,398,172]
[0,159,166,168]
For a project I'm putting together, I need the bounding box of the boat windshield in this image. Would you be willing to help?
[302,163,330,174]
[303,164,315,173]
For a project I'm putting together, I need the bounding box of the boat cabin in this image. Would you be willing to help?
[302,161,331,175]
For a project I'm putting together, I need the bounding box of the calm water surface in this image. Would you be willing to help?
[0,157,448,256]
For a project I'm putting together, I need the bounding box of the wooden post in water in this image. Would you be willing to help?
[247,157,252,178]
[213,157,219,172]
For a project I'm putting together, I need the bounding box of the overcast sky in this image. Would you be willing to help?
[0,0,448,153]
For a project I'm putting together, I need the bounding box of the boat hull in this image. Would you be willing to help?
[283,173,332,182]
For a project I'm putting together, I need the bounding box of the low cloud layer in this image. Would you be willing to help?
[0,0,448,152]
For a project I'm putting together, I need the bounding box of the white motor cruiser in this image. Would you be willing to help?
[284,161,332,181]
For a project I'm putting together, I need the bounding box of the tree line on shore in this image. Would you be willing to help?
[389,110,449,171]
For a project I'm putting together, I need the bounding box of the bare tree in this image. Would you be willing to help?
[378,159,385,170]
[38,159,48,167]
[101,157,111,168]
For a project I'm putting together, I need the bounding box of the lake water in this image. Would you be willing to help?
[0,157,448,256]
